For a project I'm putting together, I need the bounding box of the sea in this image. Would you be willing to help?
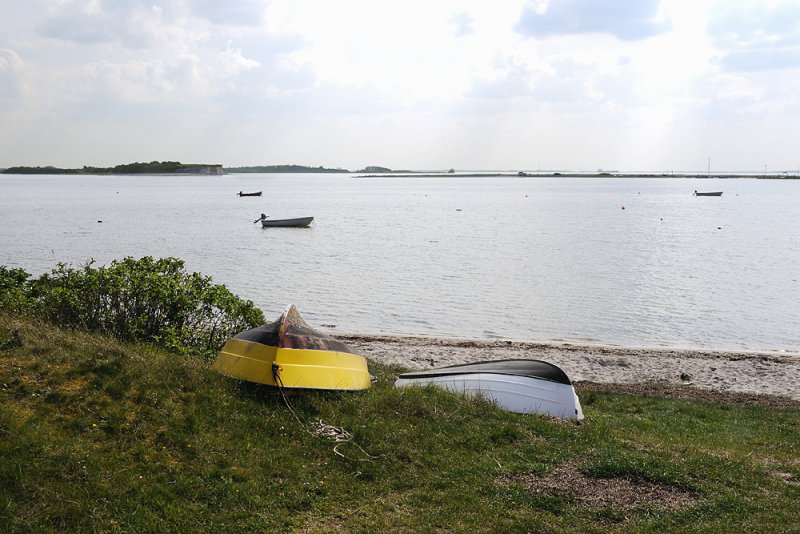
[1,173,799,353]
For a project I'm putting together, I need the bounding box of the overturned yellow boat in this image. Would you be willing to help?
[212,304,370,391]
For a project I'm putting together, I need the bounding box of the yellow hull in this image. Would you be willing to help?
[213,338,371,391]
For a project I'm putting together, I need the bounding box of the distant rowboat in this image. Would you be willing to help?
[253,213,313,227]
[261,217,314,228]
[694,190,723,196]
[238,191,262,197]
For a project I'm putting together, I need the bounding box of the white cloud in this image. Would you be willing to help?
[265,1,532,104]
[707,0,800,72]
[190,0,269,26]
[468,62,535,101]
[0,48,25,98]
[515,0,672,42]
[38,1,183,48]
[217,46,260,79]
[533,61,600,103]
[450,11,475,37]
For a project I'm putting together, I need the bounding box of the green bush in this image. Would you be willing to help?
[0,266,31,313]
[0,257,264,358]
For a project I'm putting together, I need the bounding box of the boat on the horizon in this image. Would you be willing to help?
[394,359,583,420]
[212,304,371,391]
[238,190,262,197]
[694,190,723,196]
[253,213,314,227]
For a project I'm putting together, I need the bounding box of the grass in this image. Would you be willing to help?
[1,314,799,533]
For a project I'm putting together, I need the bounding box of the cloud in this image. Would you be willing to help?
[37,1,183,48]
[450,11,475,36]
[707,0,800,72]
[467,58,631,108]
[26,0,310,108]
[217,45,261,78]
[468,65,534,100]
[515,0,671,41]
[189,0,269,26]
[228,32,312,91]
[0,48,25,98]
[36,0,270,48]
[532,62,594,104]
[719,48,800,72]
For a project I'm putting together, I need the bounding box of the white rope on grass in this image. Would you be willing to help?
[272,363,376,460]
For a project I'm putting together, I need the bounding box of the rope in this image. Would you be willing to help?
[271,362,376,460]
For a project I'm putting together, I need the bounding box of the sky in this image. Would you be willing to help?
[1,0,799,172]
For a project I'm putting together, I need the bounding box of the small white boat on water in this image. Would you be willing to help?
[394,359,583,420]
[253,213,314,227]
[694,190,723,196]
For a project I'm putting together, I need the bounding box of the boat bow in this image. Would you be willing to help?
[213,304,370,390]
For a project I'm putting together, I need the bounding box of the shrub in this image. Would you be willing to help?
[0,266,32,313]
[1,257,264,358]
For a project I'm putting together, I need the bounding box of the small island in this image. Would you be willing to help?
[3,161,224,175]
[224,164,349,174]
[224,164,414,174]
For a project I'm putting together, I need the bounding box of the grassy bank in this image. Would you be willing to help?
[1,315,798,533]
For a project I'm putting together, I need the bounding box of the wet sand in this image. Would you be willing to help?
[337,334,800,402]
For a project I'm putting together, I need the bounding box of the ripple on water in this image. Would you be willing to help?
[1,174,799,351]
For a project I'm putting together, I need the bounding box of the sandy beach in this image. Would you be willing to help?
[338,335,800,402]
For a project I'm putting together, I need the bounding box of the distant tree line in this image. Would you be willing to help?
[2,161,221,175]
[224,164,350,173]
[3,165,82,174]
[90,161,185,174]
[3,162,411,175]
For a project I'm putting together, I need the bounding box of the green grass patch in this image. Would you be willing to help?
[1,315,799,532]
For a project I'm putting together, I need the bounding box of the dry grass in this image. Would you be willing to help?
[499,460,698,511]
[575,381,800,409]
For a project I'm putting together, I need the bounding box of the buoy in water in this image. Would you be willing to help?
[621,206,625,210]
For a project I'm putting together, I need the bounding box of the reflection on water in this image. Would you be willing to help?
[1,173,799,352]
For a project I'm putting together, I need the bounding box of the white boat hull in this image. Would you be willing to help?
[261,216,314,227]
[395,371,583,420]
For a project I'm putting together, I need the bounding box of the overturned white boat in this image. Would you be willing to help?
[394,359,583,420]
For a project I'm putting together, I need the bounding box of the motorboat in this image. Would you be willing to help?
[213,304,370,390]
[394,359,583,420]
[238,191,262,196]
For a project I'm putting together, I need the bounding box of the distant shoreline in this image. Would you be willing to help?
[338,333,800,401]
[1,162,223,175]
[358,172,800,179]
[4,165,798,180]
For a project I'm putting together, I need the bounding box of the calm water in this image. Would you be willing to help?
[1,173,799,352]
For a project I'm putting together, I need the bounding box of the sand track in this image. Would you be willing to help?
[337,334,800,402]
